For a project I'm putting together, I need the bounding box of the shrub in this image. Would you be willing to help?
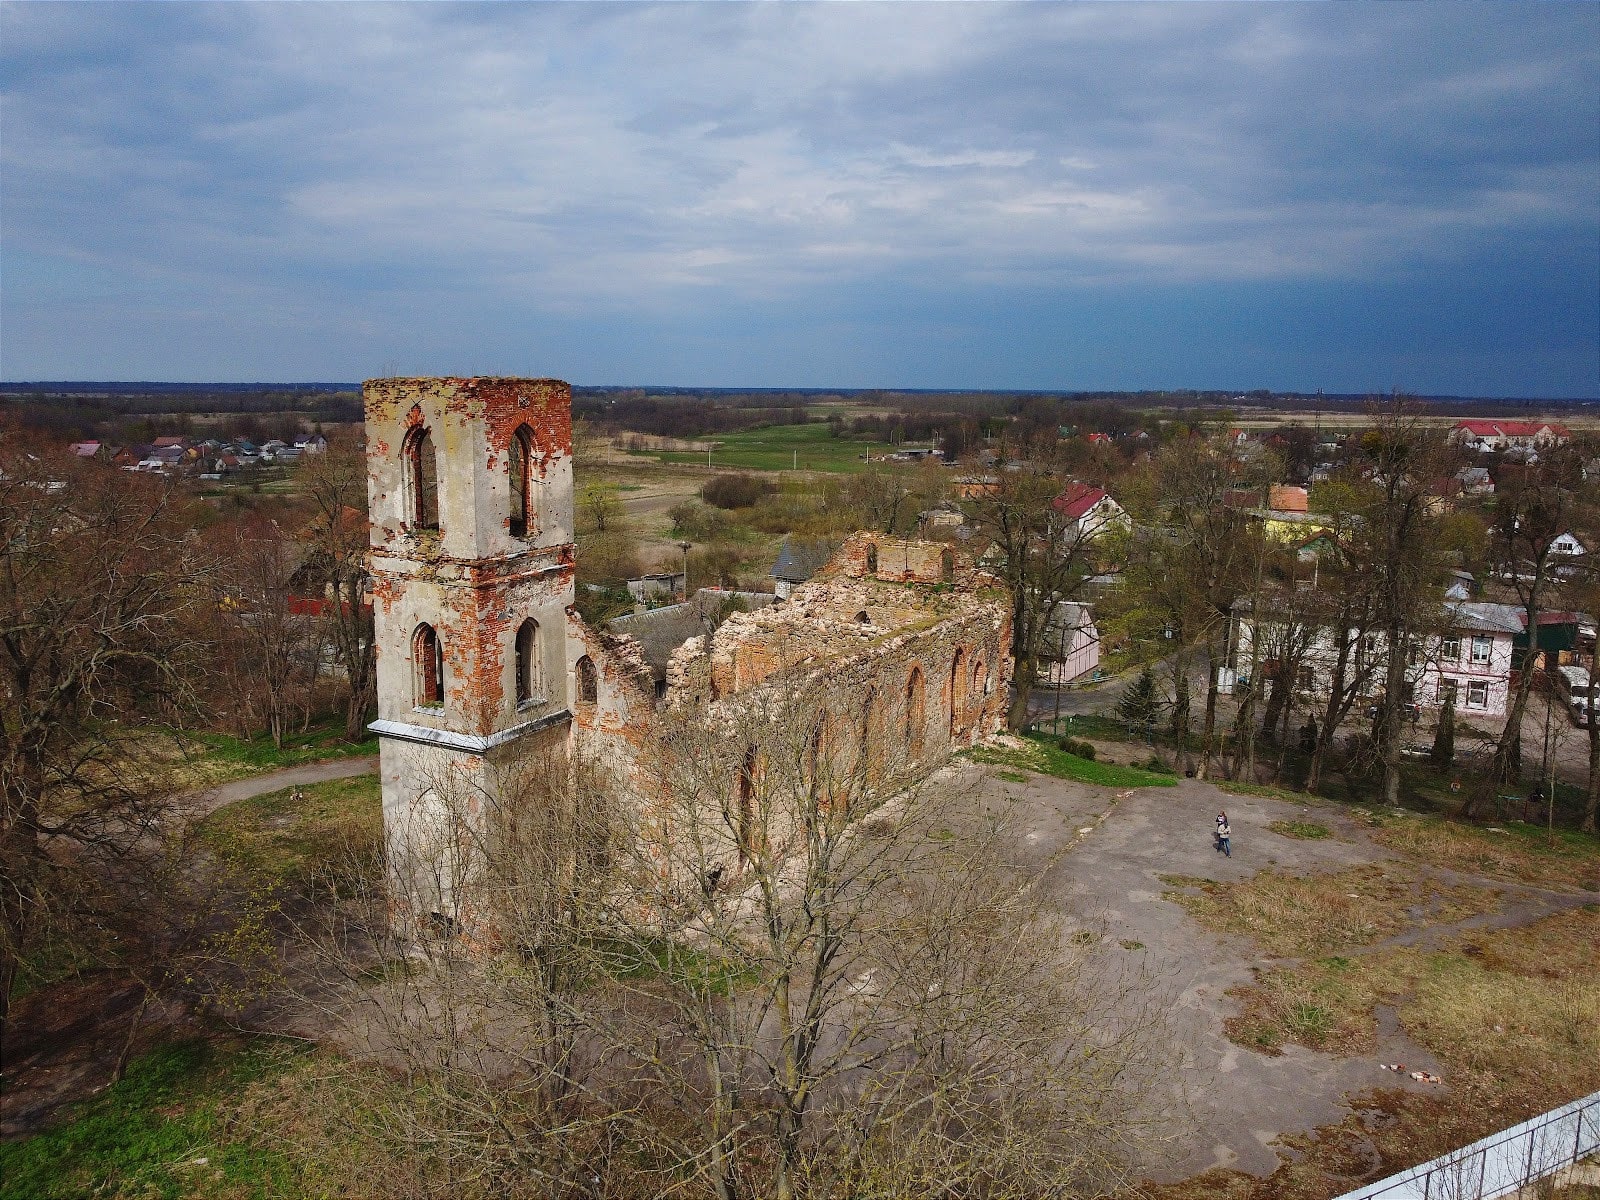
[1058,737,1097,761]
[668,500,730,541]
[703,473,774,510]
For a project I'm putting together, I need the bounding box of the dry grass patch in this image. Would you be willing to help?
[1161,865,1500,958]
[1364,811,1600,892]
[1146,913,1600,1198]
[1267,819,1335,841]
[1225,953,1399,1057]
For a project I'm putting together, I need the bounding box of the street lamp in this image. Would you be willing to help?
[678,540,692,601]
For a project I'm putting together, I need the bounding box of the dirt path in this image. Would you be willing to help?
[187,756,379,820]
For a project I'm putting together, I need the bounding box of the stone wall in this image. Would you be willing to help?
[583,539,1013,805]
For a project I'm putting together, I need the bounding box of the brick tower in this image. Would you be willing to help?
[364,377,575,932]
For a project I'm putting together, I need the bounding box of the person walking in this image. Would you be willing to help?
[1215,813,1232,858]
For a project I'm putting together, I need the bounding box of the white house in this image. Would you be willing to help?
[1051,483,1128,544]
[1549,531,1587,559]
[1040,601,1099,687]
[1233,600,1526,719]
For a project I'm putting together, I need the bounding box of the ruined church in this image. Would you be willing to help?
[364,377,1012,920]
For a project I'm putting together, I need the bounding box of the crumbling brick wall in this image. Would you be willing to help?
[581,539,1013,812]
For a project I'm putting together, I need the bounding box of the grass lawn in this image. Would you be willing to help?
[195,774,382,887]
[652,422,892,474]
[180,720,376,787]
[0,1038,307,1200]
[968,734,1177,789]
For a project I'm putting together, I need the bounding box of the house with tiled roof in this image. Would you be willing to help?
[1051,483,1128,544]
[1451,420,1570,452]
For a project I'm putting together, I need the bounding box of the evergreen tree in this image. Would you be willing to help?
[1115,665,1162,727]
[1431,695,1456,769]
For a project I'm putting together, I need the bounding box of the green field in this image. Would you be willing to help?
[652,422,897,474]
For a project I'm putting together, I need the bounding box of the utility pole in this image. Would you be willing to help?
[679,540,692,601]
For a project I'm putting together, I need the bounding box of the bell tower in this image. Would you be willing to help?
[364,377,576,931]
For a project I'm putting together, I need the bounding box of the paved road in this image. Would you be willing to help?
[188,755,379,819]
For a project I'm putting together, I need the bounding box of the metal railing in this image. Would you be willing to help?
[1335,1089,1600,1200]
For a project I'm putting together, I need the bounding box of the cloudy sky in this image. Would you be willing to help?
[2,2,1596,395]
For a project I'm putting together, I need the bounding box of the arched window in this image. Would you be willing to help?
[508,425,534,537]
[737,745,759,863]
[413,623,444,707]
[403,426,440,531]
[576,655,598,705]
[865,543,878,575]
[808,715,828,802]
[904,665,925,760]
[515,619,540,706]
[949,647,968,740]
[859,688,877,786]
[940,548,954,584]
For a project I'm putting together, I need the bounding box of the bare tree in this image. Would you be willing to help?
[0,434,212,1041]
[1351,404,1454,806]
[968,464,1102,730]
[297,431,377,742]
[213,512,323,749]
[1471,447,1584,811]
[285,674,1167,1197]
[606,673,1166,1199]
[1126,436,1267,777]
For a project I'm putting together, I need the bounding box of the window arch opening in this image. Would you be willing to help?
[403,426,440,531]
[949,647,968,741]
[576,655,598,704]
[509,425,535,537]
[413,623,444,707]
[515,619,541,706]
[904,665,925,761]
[737,745,759,863]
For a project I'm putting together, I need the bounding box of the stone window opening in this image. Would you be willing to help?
[904,665,925,760]
[737,745,759,864]
[808,716,828,804]
[509,425,535,538]
[858,689,877,788]
[865,543,878,575]
[855,609,871,625]
[940,548,954,584]
[949,647,968,740]
[515,618,543,707]
[403,426,440,531]
[413,623,444,708]
[576,654,598,705]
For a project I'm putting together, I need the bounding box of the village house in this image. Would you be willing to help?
[1232,599,1586,721]
[1038,601,1099,687]
[1457,465,1495,496]
[1051,482,1128,544]
[1451,419,1571,453]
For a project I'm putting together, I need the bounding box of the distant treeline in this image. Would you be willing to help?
[0,386,360,441]
[4,380,1590,446]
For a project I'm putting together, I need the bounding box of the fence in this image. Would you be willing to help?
[1334,1089,1600,1200]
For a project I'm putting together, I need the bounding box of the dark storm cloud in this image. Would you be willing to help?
[1,2,1594,392]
